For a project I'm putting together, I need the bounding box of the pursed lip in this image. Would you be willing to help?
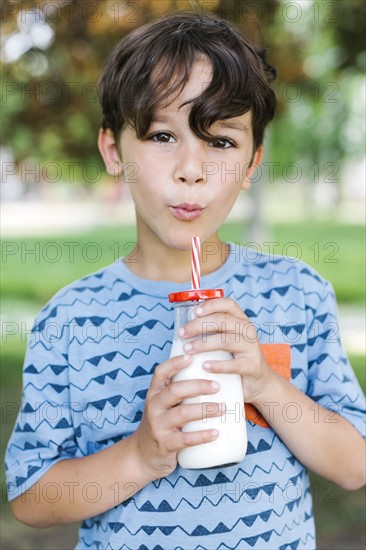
[169,203,205,221]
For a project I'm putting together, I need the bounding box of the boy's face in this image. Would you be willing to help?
[98,58,262,252]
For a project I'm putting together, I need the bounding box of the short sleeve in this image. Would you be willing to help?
[306,279,366,438]
[5,305,83,501]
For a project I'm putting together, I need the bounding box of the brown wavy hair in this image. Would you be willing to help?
[97,11,277,157]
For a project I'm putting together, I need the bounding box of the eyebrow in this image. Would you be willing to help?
[216,121,250,132]
[151,116,249,133]
[151,116,168,123]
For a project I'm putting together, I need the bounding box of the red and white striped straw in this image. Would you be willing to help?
[191,236,201,289]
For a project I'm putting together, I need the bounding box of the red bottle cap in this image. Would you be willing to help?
[168,289,224,302]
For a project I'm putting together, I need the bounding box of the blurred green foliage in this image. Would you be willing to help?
[1,0,365,180]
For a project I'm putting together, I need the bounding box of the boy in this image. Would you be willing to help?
[6,11,365,550]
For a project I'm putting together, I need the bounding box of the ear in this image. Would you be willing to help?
[97,128,124,177]
[241,145,264,191]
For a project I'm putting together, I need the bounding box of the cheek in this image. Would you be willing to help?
[213,157,247,187]
[214,177,243,202]
[127,174,168,211]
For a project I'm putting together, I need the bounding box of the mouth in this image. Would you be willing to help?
[169,203,205,221]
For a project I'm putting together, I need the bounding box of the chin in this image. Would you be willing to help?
[165,233,198,252]
[170,240,192,252]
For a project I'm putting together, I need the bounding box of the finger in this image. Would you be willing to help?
[180,312,249,339]
[158,378,221,410]
[168,401,226,431]
[165,427,220,452]
[148,354,192,397]
[194,297,246,320]
[183,327,259,355]
[202,357,249,375]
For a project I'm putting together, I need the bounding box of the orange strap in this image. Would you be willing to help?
[244,344,291,428]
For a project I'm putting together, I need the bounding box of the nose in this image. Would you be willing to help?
[173,137,207,185]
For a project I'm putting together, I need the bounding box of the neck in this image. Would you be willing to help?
[123,230,229,283]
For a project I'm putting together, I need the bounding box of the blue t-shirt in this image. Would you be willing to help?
[5,242,365,550]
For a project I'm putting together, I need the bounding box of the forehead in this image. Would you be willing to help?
[113,51,258,149]
[151,57,252,132]
[152,56,213,113]
[154,89,252,132]
[151,110,252,133]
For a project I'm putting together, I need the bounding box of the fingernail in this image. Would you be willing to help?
[195,307,204,316]
[203,362,212,370]
[211,429,219,439]
[184,343,192,353]
[211,381,220,390]
[183,354,191,363]
[178,327,185,338]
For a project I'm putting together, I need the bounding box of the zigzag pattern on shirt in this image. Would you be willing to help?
[313,372,357,385]
[216,521,315,549]
[307,330,340,347]
[35,287,143,331]
[29,334,171,362]
[79,531,315,550]
[15,416,73,433]
[23,364,153,394]
[8,439,79,462]
[312,311,338,323]
[308,353,349,370]
[55,269,106,296]
[67,320,174,347]
[153,455,297,491]
[38,297,174,327]
[33,283,321,342]
[63,318,306,345]
[233,264,298,284]
[210,255,286,278]
[103,516,307,540]
[240,301,303,318]
[130,476,304,513]
[290,369,307,380]
[231,284,304,303]
[13,445,80,486]
[108,509,310,544]
[299,266,322,281]
[71,316,173,335]
[31,300,172,343]
[42,277,109,311]
[74,407,144,430]
[20,394,146,428]
[311,392,364,406]
[84,351,162,372]
[24,363,68,375]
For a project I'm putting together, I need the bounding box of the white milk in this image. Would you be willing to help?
[170,338,247,469]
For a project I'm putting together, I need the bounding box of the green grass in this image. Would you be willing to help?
[1,226,137,304]
[1,221,365,307]
[310,471,366,549]
[272,223,365,304]
[221,221,365,304]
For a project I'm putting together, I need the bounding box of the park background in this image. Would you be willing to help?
[1,0,365,548]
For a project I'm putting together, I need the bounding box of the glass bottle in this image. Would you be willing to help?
[168,289,247,469]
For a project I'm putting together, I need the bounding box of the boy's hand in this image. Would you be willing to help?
[131,355,225,480]
[178,298,274,404]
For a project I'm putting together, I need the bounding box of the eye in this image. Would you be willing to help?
[209,137,235,149]
[149,132,175,143]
